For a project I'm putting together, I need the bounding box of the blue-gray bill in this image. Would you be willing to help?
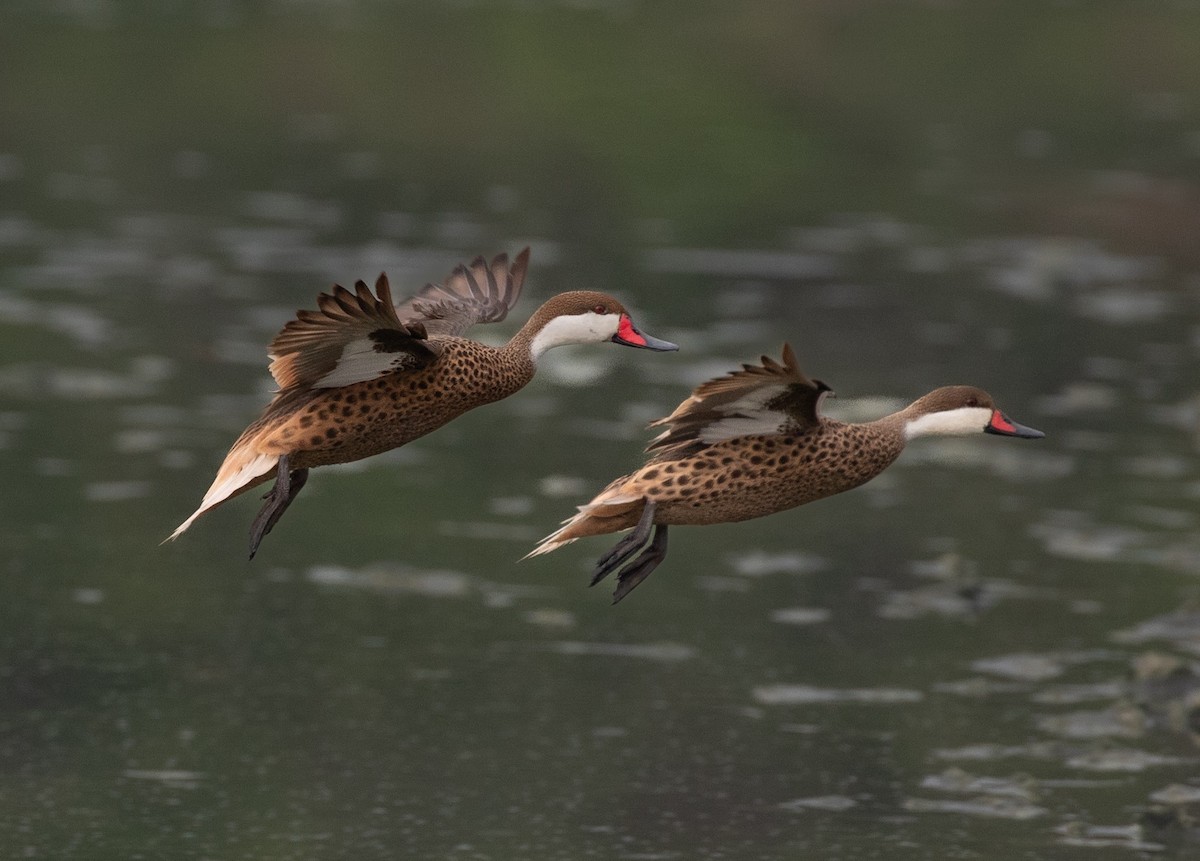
[985,410,1045,439]
[612,314,678,351]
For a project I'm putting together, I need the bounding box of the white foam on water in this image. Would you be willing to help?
[919,768,1036,800]
[729,550,828,577]
[1035,705,1145,739]
[548,641,694,662]
[769,607,831,626]
[753,685,923,706]
[1066,749,1196,772]
[902,796,1047,821]
[306,564,471,598]
[84,481,152,503]
[777,795,857,813]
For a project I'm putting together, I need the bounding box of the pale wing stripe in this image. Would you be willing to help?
[712,386,785,415]
[698,414,789,444]
[311,337,406,388]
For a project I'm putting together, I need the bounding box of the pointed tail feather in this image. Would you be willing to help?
[524,518,583,559]
[524,490,648,560]
[163,451,279,543]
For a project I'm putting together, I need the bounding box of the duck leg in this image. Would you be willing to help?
[248,455,309,560]
[611,524,669,604]
[591,499,657,586]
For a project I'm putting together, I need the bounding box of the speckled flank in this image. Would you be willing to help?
[531,347,1042,566]
[558,417,907,539]
[646,419,906,526]
[234,289,643,474]
[248,338,533,469]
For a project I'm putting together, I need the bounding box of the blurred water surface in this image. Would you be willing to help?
[3,2,1200,859]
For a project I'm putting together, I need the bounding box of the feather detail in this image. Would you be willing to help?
[395,247,529,338]
[165,450,279,541]
[268,273,436,391]
[525,482,646,557]
[646,343,831,457]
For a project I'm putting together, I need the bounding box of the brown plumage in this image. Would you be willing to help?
[528,344,1044,602]
[168,248,678,556]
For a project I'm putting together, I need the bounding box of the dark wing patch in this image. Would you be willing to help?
[646,343,831,457]
[393,248,530,338]
[369,324,427,352]
[268,274,437,391]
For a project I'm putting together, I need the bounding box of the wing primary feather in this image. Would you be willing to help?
[315,290,342,318]
[642,343,827,456]
[782,342,799,371]
[506,247,530,308]
[267,271,435,391]
[464,256,489,302]
[387,247,531,337]
[374,273,392,307]
[483,253,503,298]
[353,279,375,310]
[332,286,362,317]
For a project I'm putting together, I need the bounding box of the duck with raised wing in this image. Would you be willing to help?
[527,344,1043,603]
[168,248,677,556]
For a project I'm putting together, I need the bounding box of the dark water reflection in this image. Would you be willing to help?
[5,6,1200,860]
[7,219,1200,858]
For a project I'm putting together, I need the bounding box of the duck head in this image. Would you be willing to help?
[528,291,678,359]
[902,385,1044,440]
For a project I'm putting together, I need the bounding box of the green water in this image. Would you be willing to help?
[3,3,1200,858]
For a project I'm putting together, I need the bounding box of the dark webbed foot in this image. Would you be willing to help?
[611,524,669,604]
[248,456,309,560]
[590,499,657,586]
[589,499,670,603]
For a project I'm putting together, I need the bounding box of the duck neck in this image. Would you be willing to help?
[503,309,602,367]
[489,315,561,398]
[861,410,912,452]
[501,316,545,369]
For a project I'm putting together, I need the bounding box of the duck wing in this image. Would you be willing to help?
[647,343,832,457]
[267,274,438,391]
[393,247,530,338]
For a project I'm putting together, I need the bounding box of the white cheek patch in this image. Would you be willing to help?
[904,406,992,440]
[529,312,619,359]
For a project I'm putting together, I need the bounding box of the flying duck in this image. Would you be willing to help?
[168,248,677,556]
[528,344,1043,602]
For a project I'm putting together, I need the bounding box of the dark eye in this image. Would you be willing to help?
[593,304,608,314]
[966,397,979,407]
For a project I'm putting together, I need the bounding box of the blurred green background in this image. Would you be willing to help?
[2,2,1200,859]
[7,1,1200,247]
